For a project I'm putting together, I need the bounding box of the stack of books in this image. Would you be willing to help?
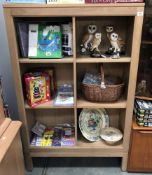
[134,99,152,127]
[16,22,73,59]
[54,84,74,106]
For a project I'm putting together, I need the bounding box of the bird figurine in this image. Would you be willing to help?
[90,33,102,52]
[90,33,106,58]
[80,24,97,55]
[106,25,125,58]
[136,80,147,95]
[109,32,121,58]
[106,25,114,41]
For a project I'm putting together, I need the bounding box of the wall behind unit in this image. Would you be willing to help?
[0,0,19,119]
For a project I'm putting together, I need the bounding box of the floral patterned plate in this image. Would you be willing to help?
[79,108,109,142]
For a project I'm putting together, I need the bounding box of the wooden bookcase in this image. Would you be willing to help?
[3,3,144,171]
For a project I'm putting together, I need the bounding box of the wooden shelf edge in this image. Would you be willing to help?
[132,118,152,130]
[77,97,127,109]
[25,101,74,109]
[141,41,152,45]
[29,144,124,157]
[76,57,131,63]
[3,3,145,8]
[135,95,152,101]
[19,58,74,64]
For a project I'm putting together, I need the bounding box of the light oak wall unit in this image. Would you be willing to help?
[3,3,144,171]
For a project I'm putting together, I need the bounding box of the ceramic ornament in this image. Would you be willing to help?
[109,32,121,58]
[90,33,106,58]
[136,80,147,95]
[106,25,125,58]
[80,24,97,55]
[106,25,114,40]
[90,33,102,52]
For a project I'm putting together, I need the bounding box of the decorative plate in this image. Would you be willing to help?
[79,108,109,142]
[100,127,123,145]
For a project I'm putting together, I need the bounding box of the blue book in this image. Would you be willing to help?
[6,0,46,3]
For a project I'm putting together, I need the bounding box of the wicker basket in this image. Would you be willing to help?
[82,65,124,102]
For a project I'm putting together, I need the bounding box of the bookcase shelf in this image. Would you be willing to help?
[29,138,124,157]
[77,97,127,109]
[19,57,74,64]
[76,57,131,63]
[25,100,74,109]
[3,3,144,172]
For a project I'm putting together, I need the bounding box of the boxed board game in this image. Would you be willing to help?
[134,99,152,126]
[28,24,63,58]
[31,122,75,146]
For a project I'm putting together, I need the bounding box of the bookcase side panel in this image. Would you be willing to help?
[3,8,33,171]
[123,14,144,150]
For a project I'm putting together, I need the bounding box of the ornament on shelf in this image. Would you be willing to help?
[80,24,97,55]
[90,33,106,58]
[136,80,147,95]
[106,25,125,58]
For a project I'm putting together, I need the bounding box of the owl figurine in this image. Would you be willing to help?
[90,33,101,52]
[106,25,114,40]
[90,33,106,58]
[106,26,125,58]
[80,24,97,55]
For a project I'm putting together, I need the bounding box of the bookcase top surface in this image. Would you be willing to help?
[3,3,145,8]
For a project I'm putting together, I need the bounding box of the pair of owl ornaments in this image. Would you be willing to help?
[80,25,125,58]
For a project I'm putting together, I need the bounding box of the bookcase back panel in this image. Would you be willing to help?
[27,109,74,129]
[35,109,74,126]
[20,63,74,89]
[76,16,134,57]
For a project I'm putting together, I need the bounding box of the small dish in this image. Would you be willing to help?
[100,127,123,145]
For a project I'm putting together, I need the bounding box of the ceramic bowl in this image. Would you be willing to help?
[100,127,123,145]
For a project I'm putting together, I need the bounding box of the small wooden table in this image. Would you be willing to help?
[0,118,25,175]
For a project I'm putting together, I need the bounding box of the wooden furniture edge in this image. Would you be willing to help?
[0,118,11,138]
[0,121,22,163]
[3,3,145,8]
[132,118,152,130]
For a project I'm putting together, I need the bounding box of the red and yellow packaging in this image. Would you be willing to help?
[24,72,50,107]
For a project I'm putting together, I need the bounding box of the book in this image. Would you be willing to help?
[16,22,28,58]
[61,127,75,146]
[47,0,84,4]
[54,94,74,106]
[85,0,115,3]
[85,0,143,2]
[6,0,46,3]
[28,24,63,59]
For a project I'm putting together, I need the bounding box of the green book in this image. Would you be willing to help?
[28,24,63,58]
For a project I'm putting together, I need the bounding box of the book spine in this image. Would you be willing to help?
[47,0,84,4]
[85,0,143,2]
[115,0,143,2]
[6,0,46,3]
[85,0,115,3]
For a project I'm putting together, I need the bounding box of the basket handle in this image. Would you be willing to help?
[100,64,106,89]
